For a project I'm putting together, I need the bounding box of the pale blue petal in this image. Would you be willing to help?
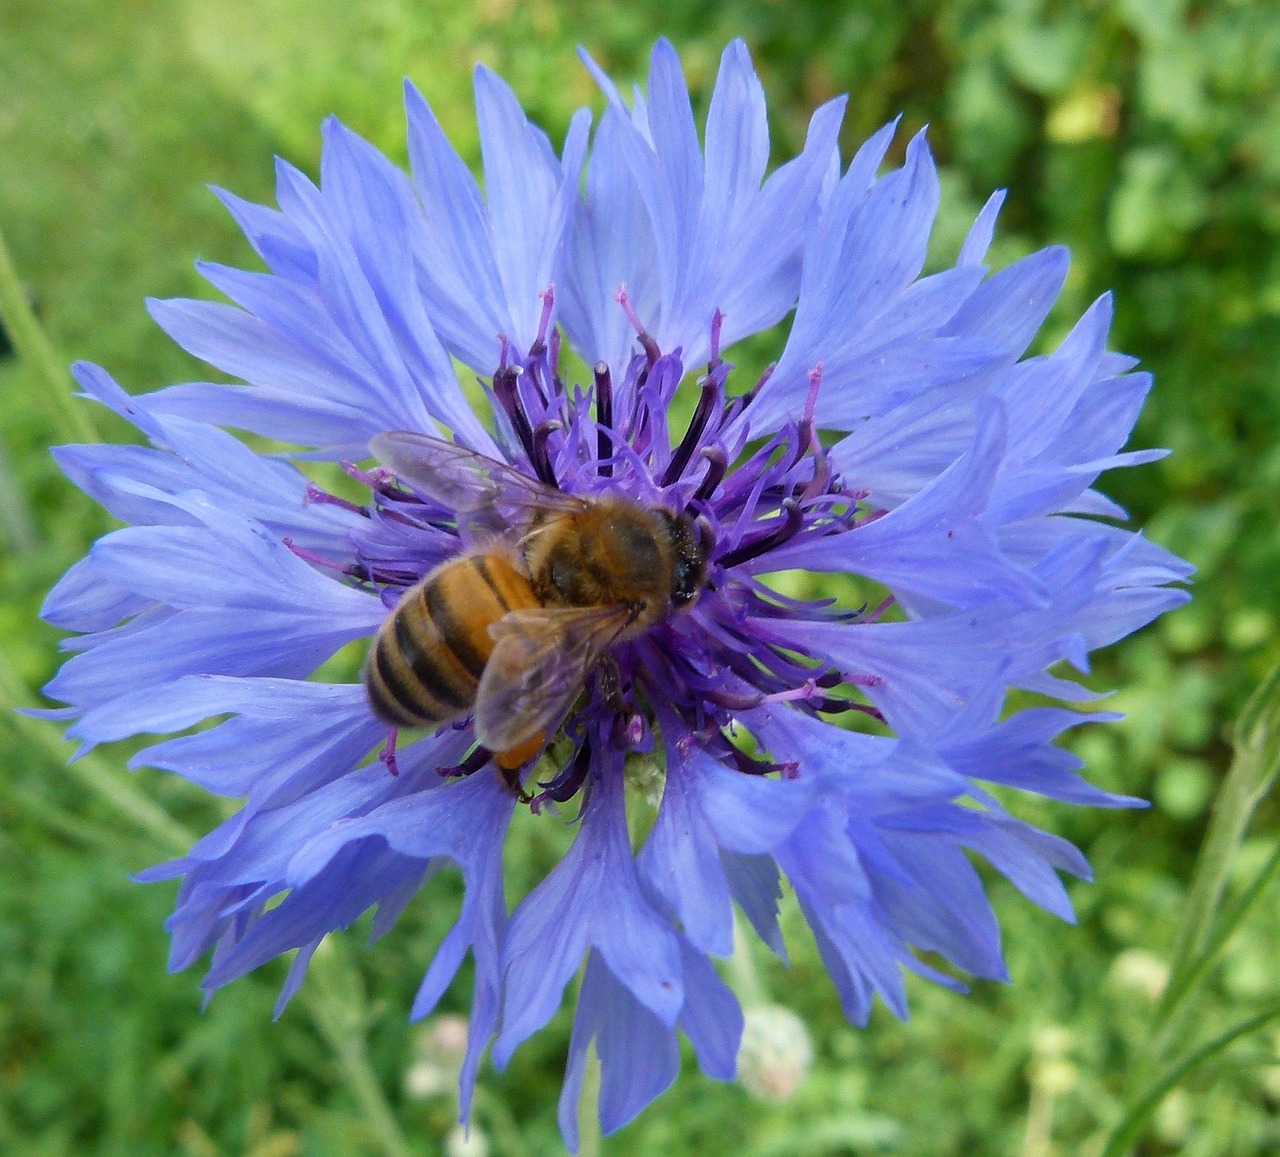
[495,767,682,1067]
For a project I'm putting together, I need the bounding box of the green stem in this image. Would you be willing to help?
[0,654,194,856]
[1153,661,1280,1054]
[0,433,38,553]
[1101,661,1280,1154]
[1153,838,1280,1055]
[0,218,98,443]
[1100,1000,1280,1157]
[305,945,417,1157]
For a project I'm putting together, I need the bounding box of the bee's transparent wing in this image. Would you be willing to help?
[371,431,583,518]
[473,604,635,753]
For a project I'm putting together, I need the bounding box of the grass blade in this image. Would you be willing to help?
[1101,661,1280,1155]
[1100,1000,1280,1157]
[1154,661,1280,1049]
[0,219,98,444]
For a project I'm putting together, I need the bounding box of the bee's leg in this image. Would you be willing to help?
[599,657,643,748]
[598,656,627,714]
[378,728,401,777]
[495,734,543,803]
[495,762,533,804]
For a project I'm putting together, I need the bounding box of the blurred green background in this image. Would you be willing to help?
[2,0,1278,1154]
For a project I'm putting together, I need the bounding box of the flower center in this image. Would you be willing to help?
[322,301,890,805]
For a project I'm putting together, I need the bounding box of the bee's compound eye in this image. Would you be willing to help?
[668,516,707,609]
[672,583,698,609]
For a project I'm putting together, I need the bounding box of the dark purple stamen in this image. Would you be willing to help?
[717,498,804,568]
[746,584,862,624]
[663,375,721,487]
[493,366,536,460]
[820,700,886,722]
[525,358,551,411]
[531,421,562,488]
[529,285,556,357]
[495,364,559,486]
[691,446,728,505]
[629,400,653,462]
[720,651,813,702]
[379,729,401,776]
[594,361,613,477]
[533,739,593,809]
[727,745,798,778]
[438,745,494,780]
[801,452,834,503]
[790,366,838,500]
[615,287,661,366]
[370,566,423,592]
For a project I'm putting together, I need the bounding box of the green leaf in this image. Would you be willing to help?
[1101,661,1280,1154]
[1166,660,1280,986]
[999,15,1089,97]
[1101,1001,1280,1157]
[1107,148,1207,259]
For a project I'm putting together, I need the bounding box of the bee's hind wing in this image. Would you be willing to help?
[473,605,634,754]
[372,431,584,521]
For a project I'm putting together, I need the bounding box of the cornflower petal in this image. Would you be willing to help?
[567,39,845,379]
[559,107,658,389]
[284,761,513,1115]
[557,950,680,1151]
[558,938,743,1151]
[53,363,363,555]
[759,400,1043,608]
[405,73,591,371]
[750,131,1003,432]
[495,760,683,1068]
[40,40,1190,1145]
[639,725,815,956]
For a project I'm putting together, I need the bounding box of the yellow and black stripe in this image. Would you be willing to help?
[365,553,539,730]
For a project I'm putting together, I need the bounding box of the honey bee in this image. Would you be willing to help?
[364,431,708,776]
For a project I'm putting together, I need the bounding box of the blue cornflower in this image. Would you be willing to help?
[42,39,1190,1146]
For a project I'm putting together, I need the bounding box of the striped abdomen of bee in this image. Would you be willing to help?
[366,551,540,737]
